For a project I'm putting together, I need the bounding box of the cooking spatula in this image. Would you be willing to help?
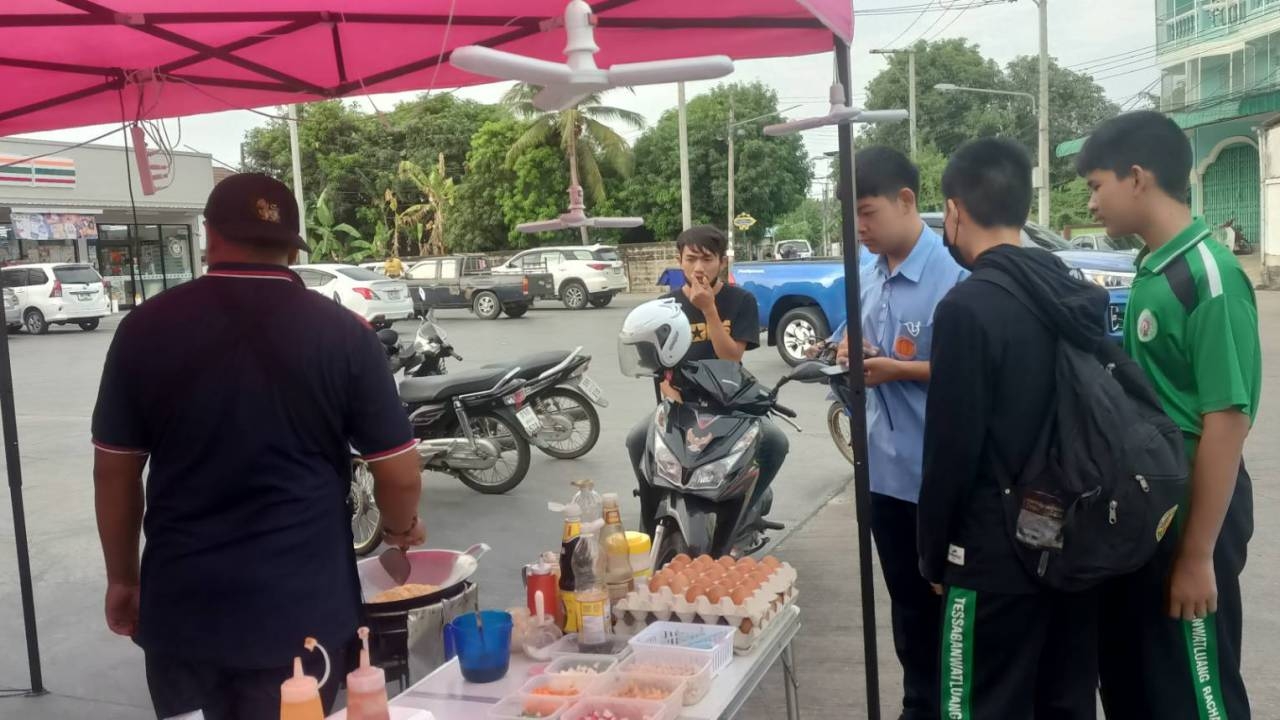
[378,546,412,586]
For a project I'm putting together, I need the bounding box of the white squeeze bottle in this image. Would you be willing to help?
[345,627,389,720]
[599,493,634,604]
[279,638,329,720]
[572,519,612,653]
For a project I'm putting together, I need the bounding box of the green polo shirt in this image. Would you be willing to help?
[1124,217,1261,450]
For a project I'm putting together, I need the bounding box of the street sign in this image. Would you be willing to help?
[733,213,756,231]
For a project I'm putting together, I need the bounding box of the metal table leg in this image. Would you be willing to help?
[782,641,800,719]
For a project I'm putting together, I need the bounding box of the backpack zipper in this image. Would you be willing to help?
[1108,500,1118,525]
[1135,474,1150,492]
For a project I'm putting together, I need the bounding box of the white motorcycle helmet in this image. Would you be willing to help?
[617,298,692,377]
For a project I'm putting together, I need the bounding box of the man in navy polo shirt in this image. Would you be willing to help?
[92,174,424,719]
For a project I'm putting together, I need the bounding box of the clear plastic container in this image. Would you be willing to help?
[617,648,714,705]
[487,693,570,719]
[561,697,671,720]
[627,622,735,676]
[587,671,685,720]
[545,654,619,678]
[519,672,596,701]
[547,633,631,658]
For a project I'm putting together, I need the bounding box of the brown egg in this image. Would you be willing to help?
[686,581,712,603]
[706,586,728,604]
[736,557,758,572]
[700,564,726,581]
[648,574,670,593]
[760,555,782,570]
[729,586,753,605]
[721,570,743,587]
[673,553,692,566]
[669,573,691,595]
[691,554,714,569]
[716,555,737,569]
[665,558,689,574]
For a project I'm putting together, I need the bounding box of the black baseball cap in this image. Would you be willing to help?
[203,173,307,251]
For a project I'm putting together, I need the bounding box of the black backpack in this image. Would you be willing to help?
[978,270,1189,592]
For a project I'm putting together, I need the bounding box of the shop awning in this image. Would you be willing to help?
[0,1,852,135]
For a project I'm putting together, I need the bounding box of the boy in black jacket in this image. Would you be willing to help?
[920,138,1109,719]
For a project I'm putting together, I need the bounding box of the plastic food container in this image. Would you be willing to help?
[547,633,631,658]
[488,694,570,719]
[626,531,652,582]
[588,671,685,720]
[617,648,714,705]
[545,654,620,677]
[520,672,596,700]
[627,622,735,676]
[561,697,671,720]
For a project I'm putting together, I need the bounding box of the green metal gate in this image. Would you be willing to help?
[1202,143,1261,246]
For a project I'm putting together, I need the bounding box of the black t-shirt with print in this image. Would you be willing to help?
[664,283,761,361]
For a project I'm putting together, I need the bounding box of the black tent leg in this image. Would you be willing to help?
[834,35,881,720]
[0,326,45,696]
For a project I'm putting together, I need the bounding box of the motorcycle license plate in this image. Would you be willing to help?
[577,374,604,403]
[517,406,541,434]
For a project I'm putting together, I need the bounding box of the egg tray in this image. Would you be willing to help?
[611,563,798,654]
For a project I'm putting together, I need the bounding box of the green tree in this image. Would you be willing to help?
[914,144,948,213]
[622,82,811,242]
[307,187,361,262]
[398,155,456,256]
[772,198,826,244]
[1050,177,1094,230]
[502,145,571,246]
[502,84,644,204]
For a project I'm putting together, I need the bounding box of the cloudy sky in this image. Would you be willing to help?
[15,0,1159,173]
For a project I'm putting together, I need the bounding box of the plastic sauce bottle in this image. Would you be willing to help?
[279,638,330,720]
[599,493,634,604]
[570,478,603,525]
[557,503,583,633]
[345,627,389,720]
[572,519,612,654]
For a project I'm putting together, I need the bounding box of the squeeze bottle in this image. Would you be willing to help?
[279,637,330,720]
[345,627,390,720]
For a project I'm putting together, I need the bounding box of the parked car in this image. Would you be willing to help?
[494,244,628,309]
[4,287,19,330]
[402,254,554,320]
[293,263,414,322]
[735,214,1133,365]
[0,263,111,334]
[763,239,815,260]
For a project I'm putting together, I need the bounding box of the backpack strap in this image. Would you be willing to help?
[972,268,1051,330]
[1162,254,1199,315]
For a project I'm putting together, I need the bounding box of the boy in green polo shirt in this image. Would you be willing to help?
[1078,111,1259,719]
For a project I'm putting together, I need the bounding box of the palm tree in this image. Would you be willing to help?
[307,187,361,262]
[398,154,455,256]
[502,84,645,207]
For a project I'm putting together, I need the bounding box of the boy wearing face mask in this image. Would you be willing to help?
[920,138,1109,719]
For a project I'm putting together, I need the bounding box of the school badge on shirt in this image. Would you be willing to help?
[1136,308,1158,343]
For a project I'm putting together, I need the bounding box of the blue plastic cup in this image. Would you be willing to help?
[443,610,513,683]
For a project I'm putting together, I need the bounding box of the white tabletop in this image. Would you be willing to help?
[381,606,802,720]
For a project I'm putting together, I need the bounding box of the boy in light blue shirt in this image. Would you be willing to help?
[831,147,968,720]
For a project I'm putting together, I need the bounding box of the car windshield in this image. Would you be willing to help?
[592,248,620,262]
[53,265,101,284]
[777,241,809,253]
[1022,223,1071,251]
[337,267,387,281]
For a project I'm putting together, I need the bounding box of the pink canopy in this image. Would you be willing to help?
[0,0,852,135]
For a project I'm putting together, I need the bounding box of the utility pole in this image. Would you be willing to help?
[678,82,693,231]
[870,48,917,159]
[726,97,736,261]
[1036,0,1051,225]
[287,104,308,261]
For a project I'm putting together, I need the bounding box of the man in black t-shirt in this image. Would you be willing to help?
[626,225,786,523]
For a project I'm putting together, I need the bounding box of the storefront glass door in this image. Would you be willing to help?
[97,243,139,309]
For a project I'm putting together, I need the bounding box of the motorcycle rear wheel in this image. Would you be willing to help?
[459,412,531,494]
[827,401,855,466]
[350,459,382,556]
[534,388,600,460]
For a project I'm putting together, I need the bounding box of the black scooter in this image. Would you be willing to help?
[638,359,802,563]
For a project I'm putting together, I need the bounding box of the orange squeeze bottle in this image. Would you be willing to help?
[280,637,330,720]
[345,627,390,720]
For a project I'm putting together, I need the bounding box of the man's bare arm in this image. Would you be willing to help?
[369,449,423,539]
[702,305,747,361]
[94,449,147,586]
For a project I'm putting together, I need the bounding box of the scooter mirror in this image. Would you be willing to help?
[784,361,830,384]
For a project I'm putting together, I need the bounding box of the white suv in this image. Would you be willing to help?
[1,263,111,334]
[497,244,627,310]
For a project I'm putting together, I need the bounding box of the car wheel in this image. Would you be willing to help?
[560,281,588,310]
[472,291,501,320]
[502,303,529,318]
[588,293,614,308]
[78,319,100,331]
[23,309,48,335]
[776,306,828,367]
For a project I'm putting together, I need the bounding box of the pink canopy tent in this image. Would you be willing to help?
[1,2,883,717]
[0,0,849,134]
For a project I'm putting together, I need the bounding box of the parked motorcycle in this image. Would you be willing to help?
[400,308,607,460]
[637,359,801,563]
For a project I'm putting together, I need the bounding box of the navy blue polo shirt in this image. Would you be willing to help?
[91,263,413,668]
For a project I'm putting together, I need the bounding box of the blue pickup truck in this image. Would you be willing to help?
[735,214,1135,365]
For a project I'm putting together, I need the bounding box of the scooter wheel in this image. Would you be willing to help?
[534,388,600,460]
[458,412,531,494]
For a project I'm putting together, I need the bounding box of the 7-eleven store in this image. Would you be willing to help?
[0,136,214,308]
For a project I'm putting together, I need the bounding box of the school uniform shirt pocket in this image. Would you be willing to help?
[893,319,931,360]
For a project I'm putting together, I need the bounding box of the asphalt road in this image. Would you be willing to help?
[0,292,854,714]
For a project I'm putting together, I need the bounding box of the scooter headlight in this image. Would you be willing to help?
[651,429,683,488]
[688,425,759,490]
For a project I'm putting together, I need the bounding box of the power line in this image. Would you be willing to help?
[925,0,974,40]
[880,0,936,50]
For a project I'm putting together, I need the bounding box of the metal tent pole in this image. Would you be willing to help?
[1,327,45,696]
[833,35,881,720]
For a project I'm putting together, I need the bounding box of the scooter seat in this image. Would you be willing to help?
[484,350,572,380]
[399,366,511,403]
